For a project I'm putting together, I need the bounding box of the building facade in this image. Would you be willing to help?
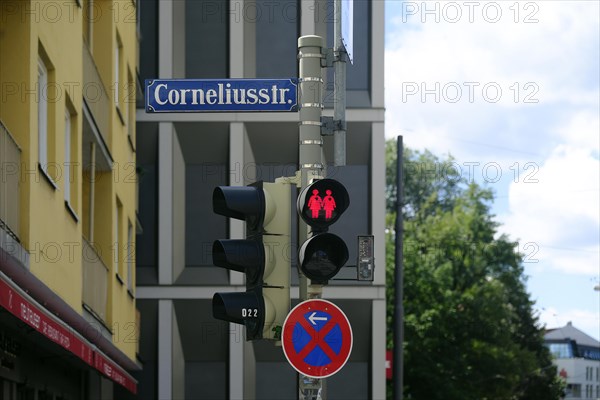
[545,322,600,399]
[0,0,139,397]
[134,0,386,398]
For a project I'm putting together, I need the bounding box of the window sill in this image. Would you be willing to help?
[38,163,58,190]
[116,106,125,126]
[127,287,135,300]
[82,303,112,334]
[127,133,135,153]
[65,201,79,223]
[116,273,125,285]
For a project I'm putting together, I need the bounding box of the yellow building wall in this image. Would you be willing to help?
[108,0,138,360]
[0,1,33,250]
[0,0,138,362]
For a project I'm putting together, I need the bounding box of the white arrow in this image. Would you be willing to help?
[308,312,328,325]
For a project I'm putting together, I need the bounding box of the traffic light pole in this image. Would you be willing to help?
[298,33,326,301]
[333,0,347,167]
[298,35,325,400]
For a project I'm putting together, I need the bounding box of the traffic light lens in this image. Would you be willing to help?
[212,291,265,340]
[306,188,339,221]
[297,179,349,230]
[213,185,265,231]
[212,240,265,284]
[299,233,349,283]
[305,250,338,279]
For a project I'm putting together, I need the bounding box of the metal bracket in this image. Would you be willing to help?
[276,172,301,188]
[321,48,335,68]
[320,116,346,136]
[321,48,348,68]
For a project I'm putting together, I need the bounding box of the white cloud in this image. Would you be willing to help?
[386,1,600,276]
[384,0,600,161]
[554,110,600,153]
[499,140,599,275]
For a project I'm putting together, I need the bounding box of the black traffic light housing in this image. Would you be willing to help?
[297,179,350,283]
[212,181,291,341]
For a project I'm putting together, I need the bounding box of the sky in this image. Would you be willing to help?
[384,0,600,340]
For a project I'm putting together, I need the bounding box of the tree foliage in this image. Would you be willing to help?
[386,139,563,399]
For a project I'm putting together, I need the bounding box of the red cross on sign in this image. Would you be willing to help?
[282,299,352,379]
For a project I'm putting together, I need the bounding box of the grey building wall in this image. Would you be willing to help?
[135,1,385,398]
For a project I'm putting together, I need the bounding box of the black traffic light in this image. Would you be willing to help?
[212,181,291,340]
[297,179,350,283]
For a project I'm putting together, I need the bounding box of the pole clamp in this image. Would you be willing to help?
[300,103,323,109]
[298,77,324,83]
[300,139,323,145]
[301,163,324,170]
[298,52,324,60]
[299,121,322,127]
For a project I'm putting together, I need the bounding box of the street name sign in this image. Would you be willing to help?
[145,78,298,113]
[282,299,352,379]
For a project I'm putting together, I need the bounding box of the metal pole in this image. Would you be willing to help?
[298,35,325,400]
[333,0,346,167]
[394,136,404,400]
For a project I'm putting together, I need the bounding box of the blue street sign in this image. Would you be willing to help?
[145,79,298,113]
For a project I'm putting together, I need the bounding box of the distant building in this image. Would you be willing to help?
[545,322,600,399]
[1,1,139,397]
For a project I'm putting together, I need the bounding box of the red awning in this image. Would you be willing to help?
[0,275,137,394]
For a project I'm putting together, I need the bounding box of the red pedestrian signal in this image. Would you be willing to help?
[297,179,350,283]
[297,179,349,231]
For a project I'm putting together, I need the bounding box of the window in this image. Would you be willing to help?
[82,0,94,51]
[548,342,573,359]
[127,221,134,292]
[115,198,123,277]
[255,0,298,78]
[139,0,158,83]
[64,99,78,216]
[185,0,228,78]
[37,50,57,185]
[115,33,123,110]
[126,68,135,143]
[38,57,48,170]
[566,383,581,398]
[64,109,72,204]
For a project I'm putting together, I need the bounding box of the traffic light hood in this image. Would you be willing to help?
[213,184,266,232]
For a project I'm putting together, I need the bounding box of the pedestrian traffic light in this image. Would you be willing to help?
[212,180,292,341]
[297,179,350,283]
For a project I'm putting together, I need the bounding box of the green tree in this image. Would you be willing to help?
[386,139,563,399]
